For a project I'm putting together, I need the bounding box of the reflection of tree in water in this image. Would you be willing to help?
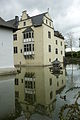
[59,91,80,120]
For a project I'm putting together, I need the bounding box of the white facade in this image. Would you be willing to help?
[0,27,14,68]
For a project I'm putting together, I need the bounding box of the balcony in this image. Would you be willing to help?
[24,38,34,43]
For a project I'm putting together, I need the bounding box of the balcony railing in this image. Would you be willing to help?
[24,38,34,43]
[24,51,34,55]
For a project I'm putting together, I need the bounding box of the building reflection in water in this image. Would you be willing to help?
[15,66,66,119]
[0,75,15,119]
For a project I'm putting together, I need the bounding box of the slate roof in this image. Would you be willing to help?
[23,27,33,33]
[54,31,64,40]
[0,17,15,29]
[6,12,48,28]
[7,16,19,29]
[31,12,48,26]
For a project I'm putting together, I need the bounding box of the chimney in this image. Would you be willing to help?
[15,16,19,22]
[13,16,19,28]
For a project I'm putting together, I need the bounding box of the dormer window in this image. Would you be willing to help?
[23,27,34,39]
[23,21,26,26]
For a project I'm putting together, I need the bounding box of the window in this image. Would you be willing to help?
[56,40,58,45]
[62,80,63,84]
[32,32,34,38]
[50,91,53,100]
[57,81,59,87]
[23,21,26,26]
[23,33,26,39]
[48,31,51,38]
[24,45,26,52]
[27,44,29,51]
[23,32,34,39]
[27,33,28,38]
[14,47,18,54]
[32,44,34,51]
[29,32,31,38]
[49,78,52,86]
[15,91,19,98]
[61,51,62,55]
[25,81,34,89]
[21,49,22,53]
[46,19,48,24]
[49,22,51,26]
[15,78,19,85]
[49,58,51,62]
[21,79,23,83]
[61,41,62,46]
[55,48,58,54]
[49,45,51,52]
[24,44,34,52]
[13,34,17,41]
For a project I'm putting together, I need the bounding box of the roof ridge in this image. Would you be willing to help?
[0,17,5,22]
[30,12,48,18]
[7,19,15,22]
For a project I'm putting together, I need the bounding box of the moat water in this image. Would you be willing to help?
[0,64,80,120]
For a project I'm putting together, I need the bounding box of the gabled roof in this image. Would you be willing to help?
[54,31,64,40]
[0,17,15,29]
[31,12,48,26]
[23,27,33,33]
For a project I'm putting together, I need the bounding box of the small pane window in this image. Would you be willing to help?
[26,33,28,38]
[61,51,62,55]
[15,78,19,85]
[32,32,34,38]
[49,58,51,62]
[23,33,26,39]
[14,47,18,54]
[56,40,58,45]
[48,31,51,38]
[55,48,58,54]
[50,91,53,100]
[49,78,52,86]
[61,41,62,46]
[24,45,26,52]
[62,80,63,84]
[49,45,51,52]
[21,49,22,53]
[57,81,59,87]
[32,44,34,51]
[46,19,48,24]
[23,22,26,26]
[29,32,31,38]
[13,34,17,41]
[49,22,51,26]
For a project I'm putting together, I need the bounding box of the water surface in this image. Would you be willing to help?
[0,64,80,120]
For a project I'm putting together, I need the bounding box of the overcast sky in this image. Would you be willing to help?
[0,0,80,50]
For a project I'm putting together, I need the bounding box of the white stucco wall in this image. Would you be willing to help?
[0,27,14,68]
